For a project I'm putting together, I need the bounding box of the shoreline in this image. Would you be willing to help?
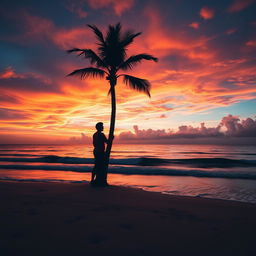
[1,178,256,206]
[1,173,256,204]
[2,178,256,206]
[1,179,256,206]
[1,181,256,255]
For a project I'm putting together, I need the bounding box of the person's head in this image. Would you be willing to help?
[95,122,104,132]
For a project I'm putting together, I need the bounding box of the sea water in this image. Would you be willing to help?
[0,144,256,203]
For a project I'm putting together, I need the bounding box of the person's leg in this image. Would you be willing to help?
[91,151,108,186]
[91,167,96,183]
[98,153,108,186]
[91,151,98,184]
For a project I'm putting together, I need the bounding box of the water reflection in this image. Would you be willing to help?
[1,169,256,203]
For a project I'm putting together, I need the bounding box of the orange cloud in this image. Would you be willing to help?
[200,6,215,20]
[15,11,94,50]
[189,22,200,29]
[227,0,255,13]
[0,66,51,86]
[0,67,24,79]
[87,0,134,15]
[53,27,93,49]
[130,6,214,65]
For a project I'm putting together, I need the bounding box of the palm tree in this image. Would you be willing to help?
[67,23,158,185]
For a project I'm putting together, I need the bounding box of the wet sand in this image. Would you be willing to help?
[0,181,256,255]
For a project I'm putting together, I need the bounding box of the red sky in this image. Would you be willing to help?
[0,0,256,144]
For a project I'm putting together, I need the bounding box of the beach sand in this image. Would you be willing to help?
[0,181,256,256]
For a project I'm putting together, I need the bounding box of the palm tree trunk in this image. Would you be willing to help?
[104,83,116,183]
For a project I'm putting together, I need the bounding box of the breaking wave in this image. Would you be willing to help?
[1,154,256,180]
[0,163,256,179]
[0,155,256,168]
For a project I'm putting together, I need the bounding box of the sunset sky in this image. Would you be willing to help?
[0,0,256,144]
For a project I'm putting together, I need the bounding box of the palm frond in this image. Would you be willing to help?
[87,24,105,46]
[121,31,141,48]
[123,75,151,97]
[67,67,106,79]
[81,49,107,68]
[101,23,126,67]
[119,54,158,70]
[66,48,84,55]
[67,48,107,68]
[105,23,121,45]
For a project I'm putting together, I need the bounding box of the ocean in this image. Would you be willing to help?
[0,144,256,203]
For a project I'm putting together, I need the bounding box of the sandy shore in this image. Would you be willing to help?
[0,181,256,256]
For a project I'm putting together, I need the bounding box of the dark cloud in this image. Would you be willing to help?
[65,0,88,19]
[227,0,255,13]
[0,108,30,120]
[0,67,61,93]
[0,93,21,104]
[220,114,256,136]
[69,132,91,144]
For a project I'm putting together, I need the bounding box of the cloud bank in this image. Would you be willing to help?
[118,115,256,142]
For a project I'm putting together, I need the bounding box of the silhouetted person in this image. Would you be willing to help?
[91,122,108,186]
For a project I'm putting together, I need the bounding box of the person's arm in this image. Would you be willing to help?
[93,133,97,148]
[103,133,114,144]
[103,133,108,144]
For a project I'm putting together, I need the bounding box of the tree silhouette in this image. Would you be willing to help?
[67,23,158,185]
